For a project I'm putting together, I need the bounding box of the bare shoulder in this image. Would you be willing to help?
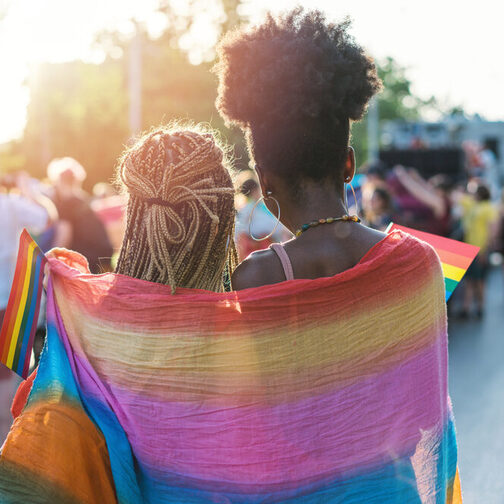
[232,248,286,290]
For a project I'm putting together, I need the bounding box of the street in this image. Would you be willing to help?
[449,267,504,503]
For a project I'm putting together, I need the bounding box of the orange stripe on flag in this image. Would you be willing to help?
[436,248,473,270]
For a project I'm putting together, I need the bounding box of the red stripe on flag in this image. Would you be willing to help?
[436,248,474,270]
[388,224,479,258]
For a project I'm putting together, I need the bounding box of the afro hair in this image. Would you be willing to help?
[214,8,382,183]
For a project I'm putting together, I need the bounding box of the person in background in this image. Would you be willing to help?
[91,182,127,259]
[363,186,394,231]
[48,157,113,273]
[0,172,54,442]
[235,170,290,260]
[410,136,428,150]
[360,160,392,230]
[0,172,55,324]
[392,166,452,237]
[479,141,500,202]
[92,182,117,200]
[458,181,499,318]
[462,140,483,178]
[362,160,388,187]
[499,188,504,245]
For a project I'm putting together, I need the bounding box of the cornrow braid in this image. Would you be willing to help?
[115,124,238,293]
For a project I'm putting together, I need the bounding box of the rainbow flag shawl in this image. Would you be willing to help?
[0,230,462,503]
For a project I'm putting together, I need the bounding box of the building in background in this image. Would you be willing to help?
[381,117,504,183]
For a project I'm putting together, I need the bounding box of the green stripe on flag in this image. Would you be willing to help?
[444,277,458,293]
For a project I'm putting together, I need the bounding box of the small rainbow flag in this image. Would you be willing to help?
[387,223,479,301]
[0,230,47,379]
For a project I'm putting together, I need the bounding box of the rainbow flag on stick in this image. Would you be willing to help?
[387,223,479,301]
[0,229,47,379]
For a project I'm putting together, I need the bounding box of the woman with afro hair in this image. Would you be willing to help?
[215,8,461,503]
[215,8,387,287]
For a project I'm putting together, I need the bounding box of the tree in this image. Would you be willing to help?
[21,60,129,187]
[18,0,250,188]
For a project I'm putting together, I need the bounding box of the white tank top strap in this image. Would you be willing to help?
[270,243,295,281]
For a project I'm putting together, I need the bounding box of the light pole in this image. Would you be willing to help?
[367,97,379,162]
[128,26,142,136]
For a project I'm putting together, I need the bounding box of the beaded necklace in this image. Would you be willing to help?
[295,214,360,237]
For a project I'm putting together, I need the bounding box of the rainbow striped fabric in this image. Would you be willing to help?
[0,230,46,379]
[387,223,479,301]
[0,231,462,503]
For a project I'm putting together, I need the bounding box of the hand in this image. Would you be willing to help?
[393,165,407,178]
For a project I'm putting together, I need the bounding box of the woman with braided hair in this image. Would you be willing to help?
[115,125,238,292]
[9,123,239,430]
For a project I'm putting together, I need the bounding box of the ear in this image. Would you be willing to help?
[343,147,356,184]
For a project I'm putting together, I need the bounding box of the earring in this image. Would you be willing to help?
[248,191,281,241]
[344,180,360,217]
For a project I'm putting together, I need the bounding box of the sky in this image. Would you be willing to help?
[0,0,503,144]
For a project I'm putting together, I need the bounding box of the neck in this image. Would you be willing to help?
[277,183,348,233]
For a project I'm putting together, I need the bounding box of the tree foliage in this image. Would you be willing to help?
[17,2,248,189]
[21,60,129,185]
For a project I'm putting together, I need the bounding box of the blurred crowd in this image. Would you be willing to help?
[0,141,503,440]
[357,141,503,321]
[236,140,504,322]
[0,158,125,440]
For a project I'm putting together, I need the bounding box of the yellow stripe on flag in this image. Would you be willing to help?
[441,262,465,282]
[6,241,36,368]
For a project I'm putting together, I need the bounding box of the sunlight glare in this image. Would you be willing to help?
[0,0,159,143]
[0,0,503,144]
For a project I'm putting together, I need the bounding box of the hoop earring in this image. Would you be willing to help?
[249,191,281,241]
[344,179,360,217]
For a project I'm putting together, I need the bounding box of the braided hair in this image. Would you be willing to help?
[115,125,238,293]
